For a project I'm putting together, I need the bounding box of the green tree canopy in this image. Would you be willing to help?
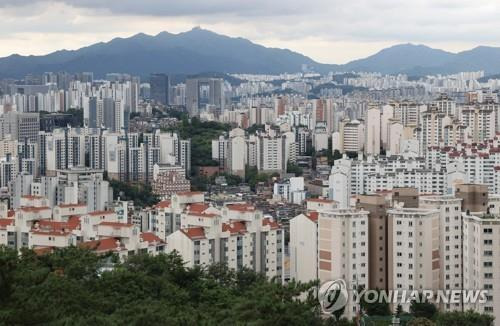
[0,246,328,325]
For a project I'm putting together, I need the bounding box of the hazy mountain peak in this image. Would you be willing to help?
[0,29,499,78]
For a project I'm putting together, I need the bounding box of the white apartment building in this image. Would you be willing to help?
[340,119,365,153]
[167,203,284,280]
[289,212,318,283]
[257,135,285,174]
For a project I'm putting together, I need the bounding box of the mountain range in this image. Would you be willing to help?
[1,27,500,78]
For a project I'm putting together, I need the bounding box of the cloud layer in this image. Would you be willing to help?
[0,0,499,63]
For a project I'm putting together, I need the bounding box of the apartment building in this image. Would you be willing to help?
[388,207,440,311]
[419,195,463,311]
[318,208,369,319]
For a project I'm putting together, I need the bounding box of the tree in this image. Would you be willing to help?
[396,304,404,316]
[410,296,437,320]
[408,317,435,326]
[163,117,231,171]
[287,162,303,176]
[358,288,391,316]
[0,246,327,325]
[435,310,494,326]
[109,179,159,207]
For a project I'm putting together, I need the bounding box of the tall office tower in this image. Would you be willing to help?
[433,94,457,117]
[388,207,441,311]
[365,106,381,155]
[150,73,169,105]
[317,208,369,319]
[1,112,40,142]
[186,78,223,117]
[172,83,186,106]
[356,194,389,291]
[340,119,365,153]
[419,195,463,311]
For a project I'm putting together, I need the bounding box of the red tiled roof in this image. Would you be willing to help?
[58,203,86,208]
[188,203,209,213]
[187,211,218,218]
[19,206,50,212]
[226,203,256,212]
[99,221,133,228]
[262,217,280,230]
[306,211,319,222]
[36,216,80,232]
[80,238,122,252]
[154,200,171,209]
[32,230,71,236]
[222,221,247,234]
[180,227,205,240]
[0,218,14,229]
[140,232,164,243]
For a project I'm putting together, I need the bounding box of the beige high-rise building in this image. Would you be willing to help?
[365,106,381,156]
[340,119,365,153]
[455,184,489,214]
[388,207,440,311]
[463,213,500,322]
[419,195,463,311]
[318,208,369,318]
[356,194,389,290]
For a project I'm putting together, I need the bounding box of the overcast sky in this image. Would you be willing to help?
[1,0,499,63]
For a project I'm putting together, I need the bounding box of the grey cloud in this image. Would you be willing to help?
[1,0,500,51]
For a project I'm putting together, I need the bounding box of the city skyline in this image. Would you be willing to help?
[0,0,499,63]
